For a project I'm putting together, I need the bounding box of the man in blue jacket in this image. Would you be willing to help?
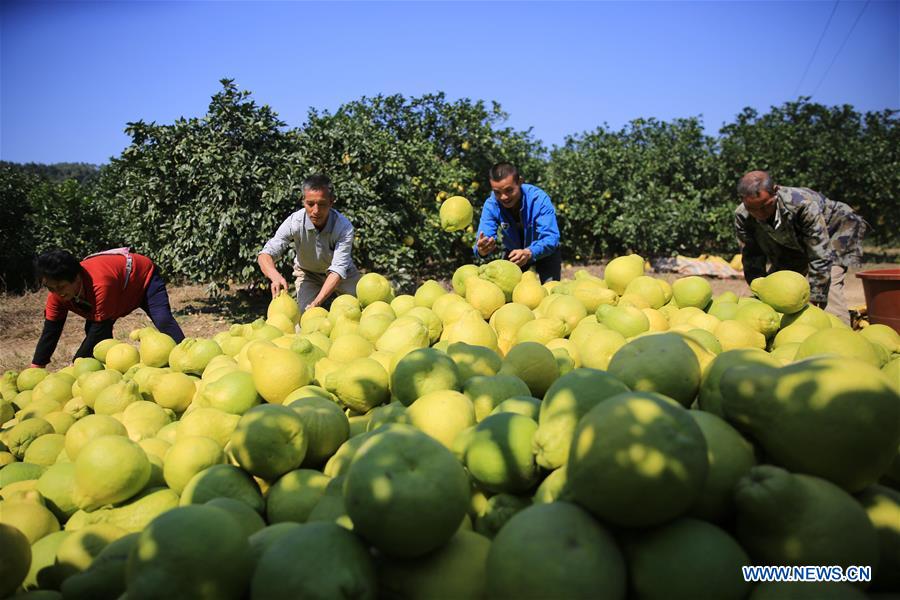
[474,162,562,282]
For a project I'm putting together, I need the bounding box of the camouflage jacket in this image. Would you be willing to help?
[734,186,868,304]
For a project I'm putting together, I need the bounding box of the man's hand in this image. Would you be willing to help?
[508,248,533,267]
[476,232,497,257]
[270,276,289,298]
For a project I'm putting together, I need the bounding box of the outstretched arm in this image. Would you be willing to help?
[31,318,66,368]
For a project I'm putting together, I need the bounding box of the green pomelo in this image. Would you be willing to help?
[344,425,469,558]
[533,368,630,470]
[391,348,461,407]
[465,413,539,494]
[287,396,350,467]
[377,530,490,600]
[721,356,900,492]
[623,517,751,600]
[463,374,531,422]
[568,392,708,527]
[126,505,252,600]
[265,469,331,524]
[230,404,308,481]
[734,466,878,569]
[250,521,376,600]
[607,333,701,407]
[179,464,264,514]
[486,502,626,600]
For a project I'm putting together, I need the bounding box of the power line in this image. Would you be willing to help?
[794,0,840,97]
[811,0,872,97]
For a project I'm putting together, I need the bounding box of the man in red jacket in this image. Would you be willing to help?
[30,248,185,368]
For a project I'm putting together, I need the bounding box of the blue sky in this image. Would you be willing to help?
[2,0,897,164]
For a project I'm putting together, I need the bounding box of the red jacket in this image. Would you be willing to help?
[45,253,156,322]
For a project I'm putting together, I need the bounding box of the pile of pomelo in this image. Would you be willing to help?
[1,255,899,599]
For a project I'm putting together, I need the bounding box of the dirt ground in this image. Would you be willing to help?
[1,257,896,374]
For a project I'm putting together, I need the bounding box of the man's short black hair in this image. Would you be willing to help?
[302,174,335,201]
[489,162,521,182]
[35,249,81,282]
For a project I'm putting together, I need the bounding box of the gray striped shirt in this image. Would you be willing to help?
[260,208,358,279]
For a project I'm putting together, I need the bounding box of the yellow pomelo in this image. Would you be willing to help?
[43,411,75,435]
[64,414,127,460]
[17,367,49,392]
[168,338,223,376]
[735,302,781,338]
[31,373,74,405]
[750,270,810,314]
[324,357,390,413]
[624,275,667,309]
[721,356,899,491]
[134,329,176,368]
[22,433,65,466]
[465,412,539,493]
[446,341,502,382]
[515,317,567,345]
[0,501,60,544]
[451,264,480,296]
[687,411,757,522]
[672,276,713,310]
[795,328,883,367]
[714,319,766,351]
[771,322,819,349]
[478,260,523,302]
[357,313,394,343]
[574,328,627,370]
[162,436,225,494]
[148,371,195,413]
[440,195,474,232]
[198,370,259,415]
[512,278,547,309]
[267,290,300,325]
[55,522,129,581]
[600,304,650,338]
[247,343,310,404]
[604,254,645,295]
[120,401,173,442]
[406,306,443,344]
[93,380,142,415]
[104,343,141,374]
[623,517,751,600]
[376,316,430,353]
[356,272,395,307]
[177,407,240,448]
[407,390,476,449]
[72,435,151,511]
[465,277,506,319]
[88,339,119,364]
[463,373,532,422]
[413,280,447,308]
[444,311,499,353]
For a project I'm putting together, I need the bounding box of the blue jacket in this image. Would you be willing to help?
[473,184,561,262]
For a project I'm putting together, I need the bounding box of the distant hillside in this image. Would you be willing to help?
[0,161,100,184]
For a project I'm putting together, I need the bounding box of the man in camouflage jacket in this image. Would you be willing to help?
[734,170,867,323]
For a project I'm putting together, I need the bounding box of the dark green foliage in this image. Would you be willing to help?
[2,87,896,293]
